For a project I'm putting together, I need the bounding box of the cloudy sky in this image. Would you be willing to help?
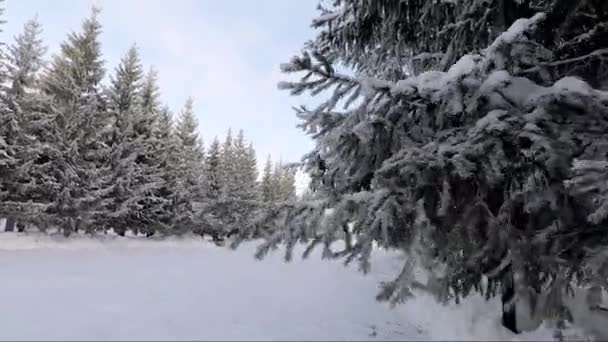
[4,0,320,189]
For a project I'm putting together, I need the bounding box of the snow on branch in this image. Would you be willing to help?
[280,12,548,115]
[566,160,608,224]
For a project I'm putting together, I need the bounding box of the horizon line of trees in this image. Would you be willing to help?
[0,5,296,238]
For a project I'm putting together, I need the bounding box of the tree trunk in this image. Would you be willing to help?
[502,269,519,334]
[5,216,16,232]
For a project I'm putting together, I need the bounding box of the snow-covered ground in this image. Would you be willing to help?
[0,232,574,341]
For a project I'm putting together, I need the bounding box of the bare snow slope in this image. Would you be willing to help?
[0,233,559,341]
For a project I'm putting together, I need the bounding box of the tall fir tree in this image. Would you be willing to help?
[271,162,283,202]
[212,128,239,233]
[260,155,274,202]
[173,97,204,234]
[0,0,13,225]
[220,128,237,197]
[155,104,180,232]
[204,137,222,201]
[2,17,48,231]
[133,66,168,236]
[239,141,262,234]
[140,67,161,119]
[40,8,110,236]
[103,45,144,236]
[244,142,259,200]
[196,136,225,240]
[6,17,46,98]
[267,162,295,202]
[275,163,296,202]
[232,130,247,193]
[232,130,258,200]
[226,130,260,233]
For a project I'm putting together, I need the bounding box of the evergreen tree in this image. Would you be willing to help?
[139,68,178,235]
[7,17,46,98]
[197,136,224,240]
[241,0,608,334]
[232,130,259,200]
[198,132,262,240]
[275,163,296,202]
[133,66,168,236]
[244,142,259,200]
[232,130,247,194]
[173,97,204,234]
[40,8,110,236]
[208,128,237,235]
[228,130,260,233]
[261,160,296,203]
[271,162,283,202]
[103,45,144,236]
[155,104,180,232]
[260,155,274,202]
[2,17,47,231]
[140,67,161,118]
[220,128,237,197]
[0,1,8,210]
[204,137,222,201]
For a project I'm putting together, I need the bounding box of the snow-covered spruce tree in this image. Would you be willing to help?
[195,136,223,239]
[237,0,608,333]
[232,131,259,201]
[204,137,222,201]
[0,0,12,224]
[134,66,170,237]
[260,155,274,202]
[220,128,236,195]
[224,130,260,235]
[103,45,149,236]
[1,17,48,231]
[234,156,297,240]
[173,97,205,234]
[209,128,237,234]
[196,129,233,238]
[140,67,161,117]
[273,162,296,202]
[245,143,260,200]
[105,52,167,237]
[259,156,294,203]
[154,103,180,232]
[40,8,111,236]
[259,160,296,203]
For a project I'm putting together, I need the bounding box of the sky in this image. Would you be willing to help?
[3,0,320,191]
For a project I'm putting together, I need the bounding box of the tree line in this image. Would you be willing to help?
[0,6,296,238]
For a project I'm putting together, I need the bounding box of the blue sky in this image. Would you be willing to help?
[3,0,319,187]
